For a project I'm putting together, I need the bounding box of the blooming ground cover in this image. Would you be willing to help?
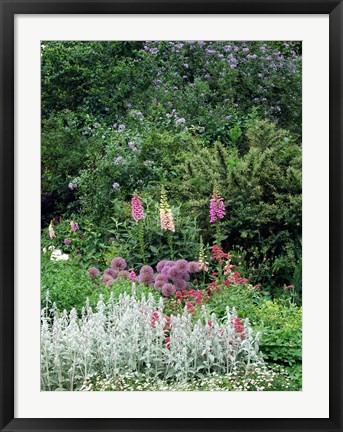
[41,40,302,391]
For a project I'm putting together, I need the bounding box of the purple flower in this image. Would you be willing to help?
[174,278,187,291]
[161,283,176,297]
[242,47,249,52]
[157,260,168,273]
[118,270,130,279]
[112,182,120,190]
[101,274,114,286]
[63,238,71,245]
[175,259,189,272]
[188,261,200,273]
[118,124,125,132]
[104,268,118,279]
[183,63,189,69]
[140,265,154,276]
[111,257,127,270]
[167,266,180,281]
[138,273,154,286]
[88,267,100,279]
[175,118,186,125]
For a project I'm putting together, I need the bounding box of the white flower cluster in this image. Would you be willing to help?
[41,291,262,391]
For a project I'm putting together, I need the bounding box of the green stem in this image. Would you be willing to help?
[167,231,174,259]
[138,221,145,264]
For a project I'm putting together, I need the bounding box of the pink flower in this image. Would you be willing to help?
[131,193,144,221]
[64,238,71,245]
[209,194,226,223]
[70,221,79,232]
[128,270,137,281]
[160,209,175,232]
[48,222,55,239]
[160,186,175,232]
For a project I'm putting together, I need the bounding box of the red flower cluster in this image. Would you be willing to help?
[212,245,231,263]
[151,311,171,330]
[232,317,246,340]
[176,289,204,305]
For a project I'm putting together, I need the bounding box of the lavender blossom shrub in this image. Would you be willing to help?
[41,286,262,391]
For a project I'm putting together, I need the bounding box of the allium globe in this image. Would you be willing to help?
[118,270,130,279]
[153,280,164,291]
[138,273,154,287]
[175,259,189,272]
[110,257,127,270]
[188,261,200,273]
[101,274,114,287]
[103,268,118,279]
[139,265,154,276]
[155,274,167,283]
[161,283,176,297]
[166,266,180,281]
[174,278,187,291]
[88,267,100,279]
[179,271,190,282]
[156,260,168,273]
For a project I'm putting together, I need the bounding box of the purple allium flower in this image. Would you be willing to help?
[174,278,187,291]
[112,182,120,190]
[224,45,232,52]
[261,46,267,53]
[161,283,176,297]
[70,221,79,232]
[156,260,168,273]
[154,279,165,291]
[204,73,211,80]
[102,274,114,286]
[183,63,189,69]
[118,270,130,279]
[104,268,118,279]
[64,238,71,245]
[138,273,154,286]
[188,261,200,273]
[155,274,167,284]
[179,271,190,282]
[242,47,249,52]
[167,266,180,281]
[111,257,127,271]
[175,259,189,272]
[140,265,154,276]
[88,267,100,279]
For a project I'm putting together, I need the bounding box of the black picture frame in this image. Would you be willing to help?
[1,1,342,431]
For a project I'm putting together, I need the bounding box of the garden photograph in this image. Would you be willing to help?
[41,40,302,392]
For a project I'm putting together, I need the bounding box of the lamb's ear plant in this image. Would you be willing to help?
[41,287,263,391]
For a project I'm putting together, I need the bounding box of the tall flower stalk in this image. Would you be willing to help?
[131,192,145,264]
[159,186,175,258]
[209,190,226,246]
